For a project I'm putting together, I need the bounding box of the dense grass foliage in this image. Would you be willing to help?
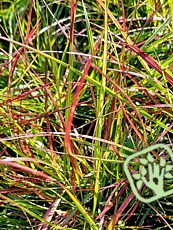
[0,0,173,229]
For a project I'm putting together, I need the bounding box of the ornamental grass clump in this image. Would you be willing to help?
[0,0,173,229]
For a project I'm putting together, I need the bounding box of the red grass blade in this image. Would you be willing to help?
[65,39,101,175]
[108,192,135,229]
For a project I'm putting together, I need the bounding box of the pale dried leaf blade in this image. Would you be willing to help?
[37,197,61,230]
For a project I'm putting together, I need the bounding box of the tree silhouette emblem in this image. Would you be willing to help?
[124,144,173,203]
